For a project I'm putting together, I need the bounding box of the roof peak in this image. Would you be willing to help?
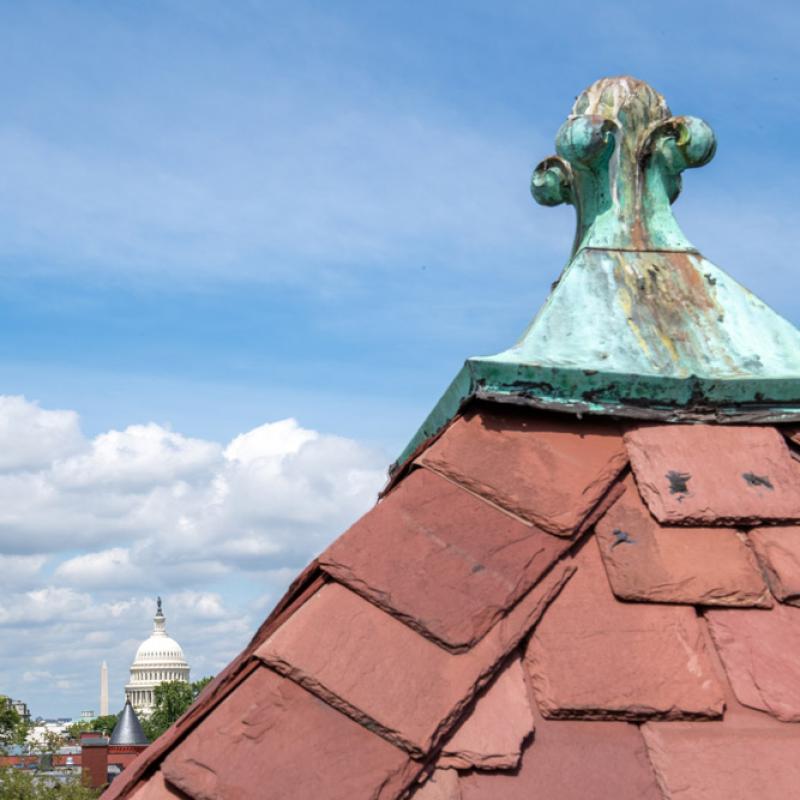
[392,77,800,474]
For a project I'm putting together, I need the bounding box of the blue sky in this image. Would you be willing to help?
[1,0,800,717]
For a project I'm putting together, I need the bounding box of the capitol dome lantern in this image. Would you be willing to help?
[125,597,190,716]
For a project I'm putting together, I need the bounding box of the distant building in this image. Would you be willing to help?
[81,701,149,790]
[10,698,30,724]
[80,710,95,722]
[124,597,190,716]
[100,660,109,717]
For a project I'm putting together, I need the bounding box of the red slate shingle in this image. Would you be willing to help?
[320,467,574,650]
[625,424,800,525]
[128,771,183,799]
[749,525,800,605]
[417,405,628,536]
[160,665,416,800]
[459,715,661,800]
[642,721,800,800]
[706,602,800,722]
[256,565,574,756]
[412,770,461,800]
[596,476,771,606]
[438,657,533,770]
[525,539,725,721]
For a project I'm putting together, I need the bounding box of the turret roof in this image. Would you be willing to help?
[101,77,800,800]
[109,701,148,747]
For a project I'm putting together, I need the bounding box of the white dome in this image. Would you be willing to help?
[125,598,191,716]
[133,633,187,666]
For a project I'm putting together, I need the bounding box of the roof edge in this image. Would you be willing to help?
[390,360,800,475]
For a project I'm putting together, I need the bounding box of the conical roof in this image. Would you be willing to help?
[100,77,800,800]
[109,700,149,746]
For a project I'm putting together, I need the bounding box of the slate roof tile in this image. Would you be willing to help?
[642,721,800,800]
[417,405,628,536]
[698,613,786,729]
[526,538,725,720]
[319,467,575,650]
[706,602,800,722]
[459,713,661,800]
[437,657,533,770]
[411,770,461,800]
[749,525,800,605]
[596,476,772,606]
[128,771,184,800]
[625,424,800,525]
[256,565,573,756]
[161,665,416,800]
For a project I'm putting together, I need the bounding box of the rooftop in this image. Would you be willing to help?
[102,77,800,800]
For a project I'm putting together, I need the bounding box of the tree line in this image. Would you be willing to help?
[0,678,213,799]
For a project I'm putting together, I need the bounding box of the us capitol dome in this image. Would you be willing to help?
[125,597,190,715]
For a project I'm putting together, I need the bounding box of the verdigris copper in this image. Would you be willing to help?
[392,76,800,475]
[531,76,715,253]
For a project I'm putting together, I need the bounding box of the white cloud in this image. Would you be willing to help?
[52,423,221,490]
[54,548,145,589]
[0,554,46,589]
[0,396,83,471]
[224,419,317,464]
[0,395,385,718]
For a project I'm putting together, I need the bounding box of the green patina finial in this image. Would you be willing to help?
[391,76,800,476]
[532,76,716,254]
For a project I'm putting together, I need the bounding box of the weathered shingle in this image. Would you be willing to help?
[412,770,461,800]
[417,405,628,536]
[526,539,725,721]
[596,476,771,606]
[161,665,415,800]
[128,770,182,800]
[459,713,662,800]
[642,721,800,800]
[749,525,800,605]
[706,602,800,722]
[256,566,573,755]
[437,657,533,770]
[625,425,800,525]
[319,467,573,650]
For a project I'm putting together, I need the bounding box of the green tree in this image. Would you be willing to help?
[0,697,28,752]
[64,714,120,742]
[141,677,214,742]
[0,766,100,799]
[190,676,213,700]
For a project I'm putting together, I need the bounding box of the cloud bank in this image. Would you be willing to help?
[0,396,386,717]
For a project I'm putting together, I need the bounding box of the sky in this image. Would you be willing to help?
[1,0,800,718]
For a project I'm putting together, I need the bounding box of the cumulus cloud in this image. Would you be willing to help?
[0,396,386,717]
[52,424,221,491]
[0,396,83,471]
[54,548,146,589]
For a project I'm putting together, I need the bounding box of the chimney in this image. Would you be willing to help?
[80,731,109,790]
